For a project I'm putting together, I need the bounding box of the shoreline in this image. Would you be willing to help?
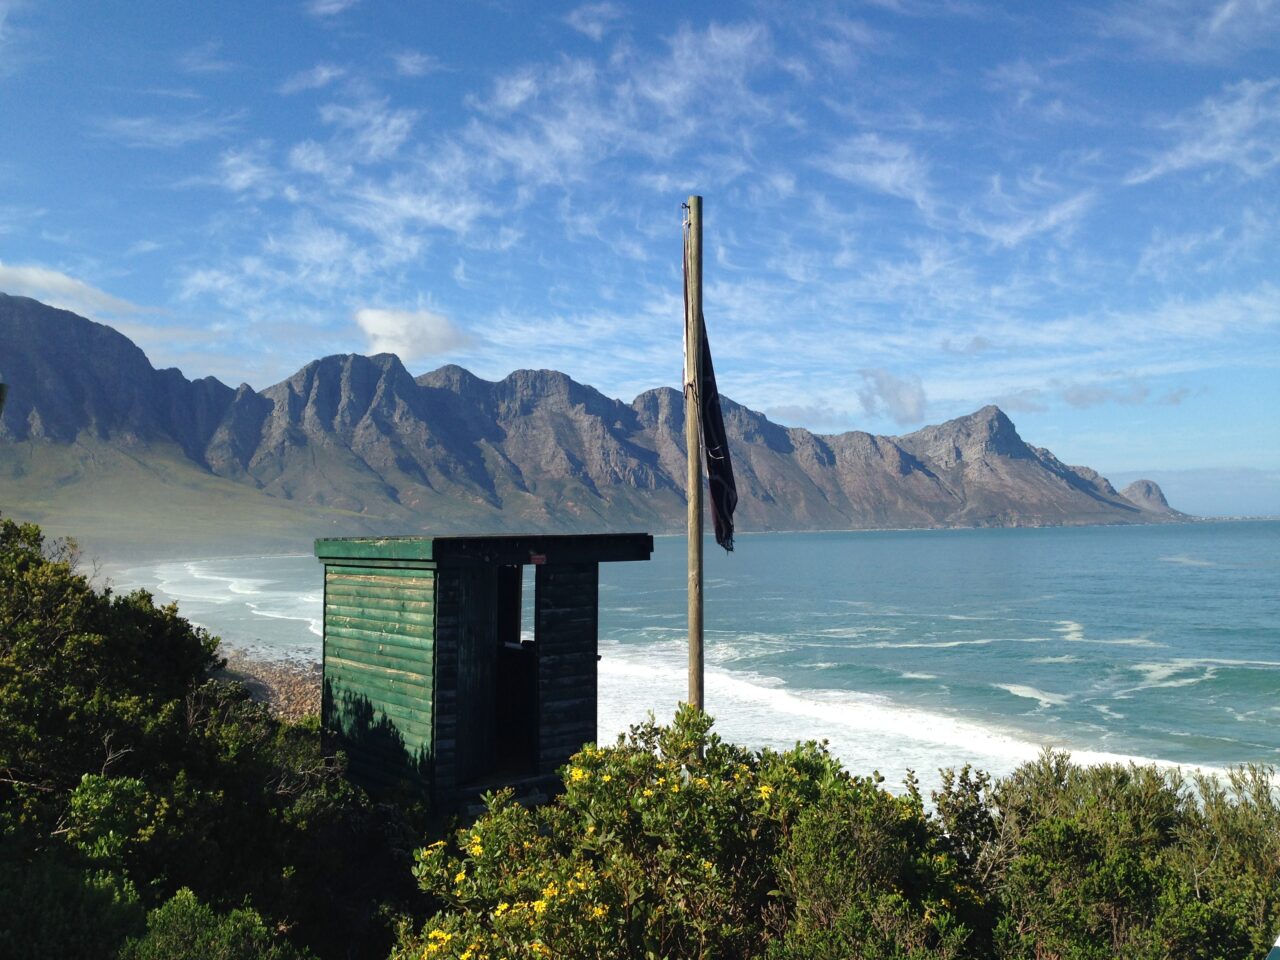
[216,648,321,723]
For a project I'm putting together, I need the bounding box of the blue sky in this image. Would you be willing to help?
[1,0,1277,507]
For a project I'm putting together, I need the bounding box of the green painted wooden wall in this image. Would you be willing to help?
[322,562,436,792]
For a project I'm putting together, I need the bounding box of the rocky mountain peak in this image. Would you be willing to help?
[898,404,1029,467]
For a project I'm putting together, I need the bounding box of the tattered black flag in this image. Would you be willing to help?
[683,253,737,551]
[695,321,738,551]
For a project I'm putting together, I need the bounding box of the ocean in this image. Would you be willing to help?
[110,521,1279,795]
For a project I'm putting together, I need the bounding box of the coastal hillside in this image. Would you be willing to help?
[0,293,1182,554]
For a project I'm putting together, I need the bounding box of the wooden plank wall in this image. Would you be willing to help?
[431,567,459,804]
[535,562,600,775]
[322,564,436,793]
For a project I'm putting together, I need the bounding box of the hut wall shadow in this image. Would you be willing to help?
[323,678,431,799]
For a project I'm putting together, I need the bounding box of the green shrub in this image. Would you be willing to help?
[119,888,311,960]
[0,853,143,960]
[395,708,975,959]
[0,514,418,960]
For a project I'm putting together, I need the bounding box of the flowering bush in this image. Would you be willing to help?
[395,707,971,959]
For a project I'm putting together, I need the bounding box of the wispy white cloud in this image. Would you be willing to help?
[857,368,927,424]
[392,50,444,77]
[815,133,934,211]
[216,141,276,196]
[0,262,144,316]
[967,188,1095,247]
[355,307,470,360]
[0,0,33,78]
[177,39,236,74]
[564,2,625,41]
[765,401,858,431]
[1128,78,1280,184]
[318,98,417,162]
[1100,0,1280,63]
[280,63,345,94]
[306,0,358,17]
[1058,378,1150,408]
[94,110,245,149]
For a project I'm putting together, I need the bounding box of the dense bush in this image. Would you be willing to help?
[119,888,310,960]
[0,515,420,959]
[396,708,975,959]
[400,713,1280,960]
[4,512,1278,959]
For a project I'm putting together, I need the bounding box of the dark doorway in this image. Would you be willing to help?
[493,564,537,776]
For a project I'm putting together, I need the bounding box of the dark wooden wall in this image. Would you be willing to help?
[535,562,599,775]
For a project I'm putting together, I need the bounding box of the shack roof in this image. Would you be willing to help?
[315,532,653,566]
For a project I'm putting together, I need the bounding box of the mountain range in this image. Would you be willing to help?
[0,293,1184,556]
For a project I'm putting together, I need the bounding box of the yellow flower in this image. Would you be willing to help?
[454,869,467,884]
[533,898,548,915]
[570,767,588,782]
[601,774,612,783]
[701,859,714,872]
[531,943,550,957]
[495,902,510,917]
[670,783,680,793]
[590,904,608,919]
[694,777,709,789]
[642,788,654,798]
[758,784,774,800]
[424,928,454,956]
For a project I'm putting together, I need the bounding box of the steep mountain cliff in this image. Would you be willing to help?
[0,293,1185,551]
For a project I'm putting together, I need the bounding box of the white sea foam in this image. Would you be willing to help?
[1158,554,1216,567]
[868,637,1050,649]
[1056,620,1085,642]
[1122,657,1280,694]
[595,645,1229,796]
[245,602,323,638]
[994,683,1071,708]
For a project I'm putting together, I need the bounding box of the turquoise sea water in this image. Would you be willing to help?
[112,521,1279,793]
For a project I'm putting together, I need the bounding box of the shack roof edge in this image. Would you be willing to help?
[314,532,654,565]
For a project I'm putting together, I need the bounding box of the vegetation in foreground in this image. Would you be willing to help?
[1,513,1277,959]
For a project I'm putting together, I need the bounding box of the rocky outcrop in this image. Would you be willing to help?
[1120,479,1185,518]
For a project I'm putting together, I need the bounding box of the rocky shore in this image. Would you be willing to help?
[217,649,321,723]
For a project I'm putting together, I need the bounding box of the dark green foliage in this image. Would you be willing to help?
[934,750,1279,959]
[0,515,420,959]
[120,888,310,960]
[0,853,143,960]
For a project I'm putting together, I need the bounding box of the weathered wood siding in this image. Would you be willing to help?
[322,564,436,792]
[448,565,500,787]
[535,562,599,774]
[431,567,459,802]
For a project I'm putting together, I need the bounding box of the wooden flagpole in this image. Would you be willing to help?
[685,195,704,712]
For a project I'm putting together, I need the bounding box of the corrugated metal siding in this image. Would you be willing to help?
[322,565,435,792]
[535,562,599,774]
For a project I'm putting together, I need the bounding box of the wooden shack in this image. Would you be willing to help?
[314,533,653,810]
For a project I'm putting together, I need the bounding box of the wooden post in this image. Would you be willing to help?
[685,195,704,712]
